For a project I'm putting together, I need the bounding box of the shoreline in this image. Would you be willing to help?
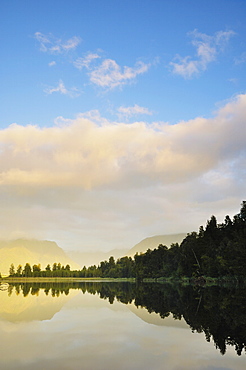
[1,276,246,286]
[1,277,136,283]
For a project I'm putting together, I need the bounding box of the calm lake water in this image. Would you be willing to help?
[0,281,246,370]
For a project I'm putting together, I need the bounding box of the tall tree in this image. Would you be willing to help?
[23,263,32,277]
[9,263,15,277]
[16,265,22,277]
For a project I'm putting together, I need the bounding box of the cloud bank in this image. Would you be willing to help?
[0,95,245,250]
[1,94,245,189]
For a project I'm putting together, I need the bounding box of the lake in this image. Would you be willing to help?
[0,281,245,370]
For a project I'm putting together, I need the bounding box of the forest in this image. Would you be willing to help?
[6,201,246,281]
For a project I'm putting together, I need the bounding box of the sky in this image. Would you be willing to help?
[0,0,246,252]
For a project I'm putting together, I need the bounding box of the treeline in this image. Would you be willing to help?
[132,201,246,280]
[8,257,135,278]
[8,262,74,278]
[7,201,246,280]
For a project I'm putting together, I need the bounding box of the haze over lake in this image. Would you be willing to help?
[0,281,245,370]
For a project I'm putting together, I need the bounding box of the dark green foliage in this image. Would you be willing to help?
[7,201,246,281]
[8,262,77,278]
[16,265,22,277]
[9,263,15,277]
[23,263,32,277]
[177,202,246,278]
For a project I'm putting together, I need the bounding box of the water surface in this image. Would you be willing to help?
[0,281,245,370]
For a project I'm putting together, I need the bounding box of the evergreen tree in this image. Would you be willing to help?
[9,263,15,277]
[23,263,32,277]
[16,265,22,277]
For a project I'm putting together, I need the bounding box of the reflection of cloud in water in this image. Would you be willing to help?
[0,285,189,328]
[0,288,79,322]
[128,304,189,329]
[0,288,245,370]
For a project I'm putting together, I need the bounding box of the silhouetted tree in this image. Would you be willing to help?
[9,263,15,277]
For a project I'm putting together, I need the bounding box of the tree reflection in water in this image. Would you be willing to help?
[5,281,246,356]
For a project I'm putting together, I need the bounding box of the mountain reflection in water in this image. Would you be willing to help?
[2,281,246,356]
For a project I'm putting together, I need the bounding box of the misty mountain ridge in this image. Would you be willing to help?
[0,233,187,275]
[67,248,128,269]
[127,233,187,257]
[67,233,187,267]
[0,239,80,276]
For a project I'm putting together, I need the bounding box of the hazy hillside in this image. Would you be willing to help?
[0,239,80,276]
[68,234,187,267]
[67,249,128,268]
[0,234,188,275]
[127,233,187,257]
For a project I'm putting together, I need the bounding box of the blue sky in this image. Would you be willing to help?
[2,0,245,127]
[0,0,246,252]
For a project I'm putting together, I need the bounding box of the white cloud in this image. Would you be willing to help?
[34,32,51,52]
[118,104,152,119]
[0,94,245,189]
[48,61,56,67]
[234,51,246,65]
[34,32,81,54]
[89,59,150,89]
[61,36,81,51]
[43,80,81,97]
[0,94,245,250]
[74,53,101,70]
[228,78,238,85]
[34,33,149,91]
[170,29,235,78]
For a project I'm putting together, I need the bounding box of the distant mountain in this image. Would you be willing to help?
[0,234,188,275]
[68,233,187,267]
[67,248,128,268]
[126,233,187,257]
[0,239,80,276]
